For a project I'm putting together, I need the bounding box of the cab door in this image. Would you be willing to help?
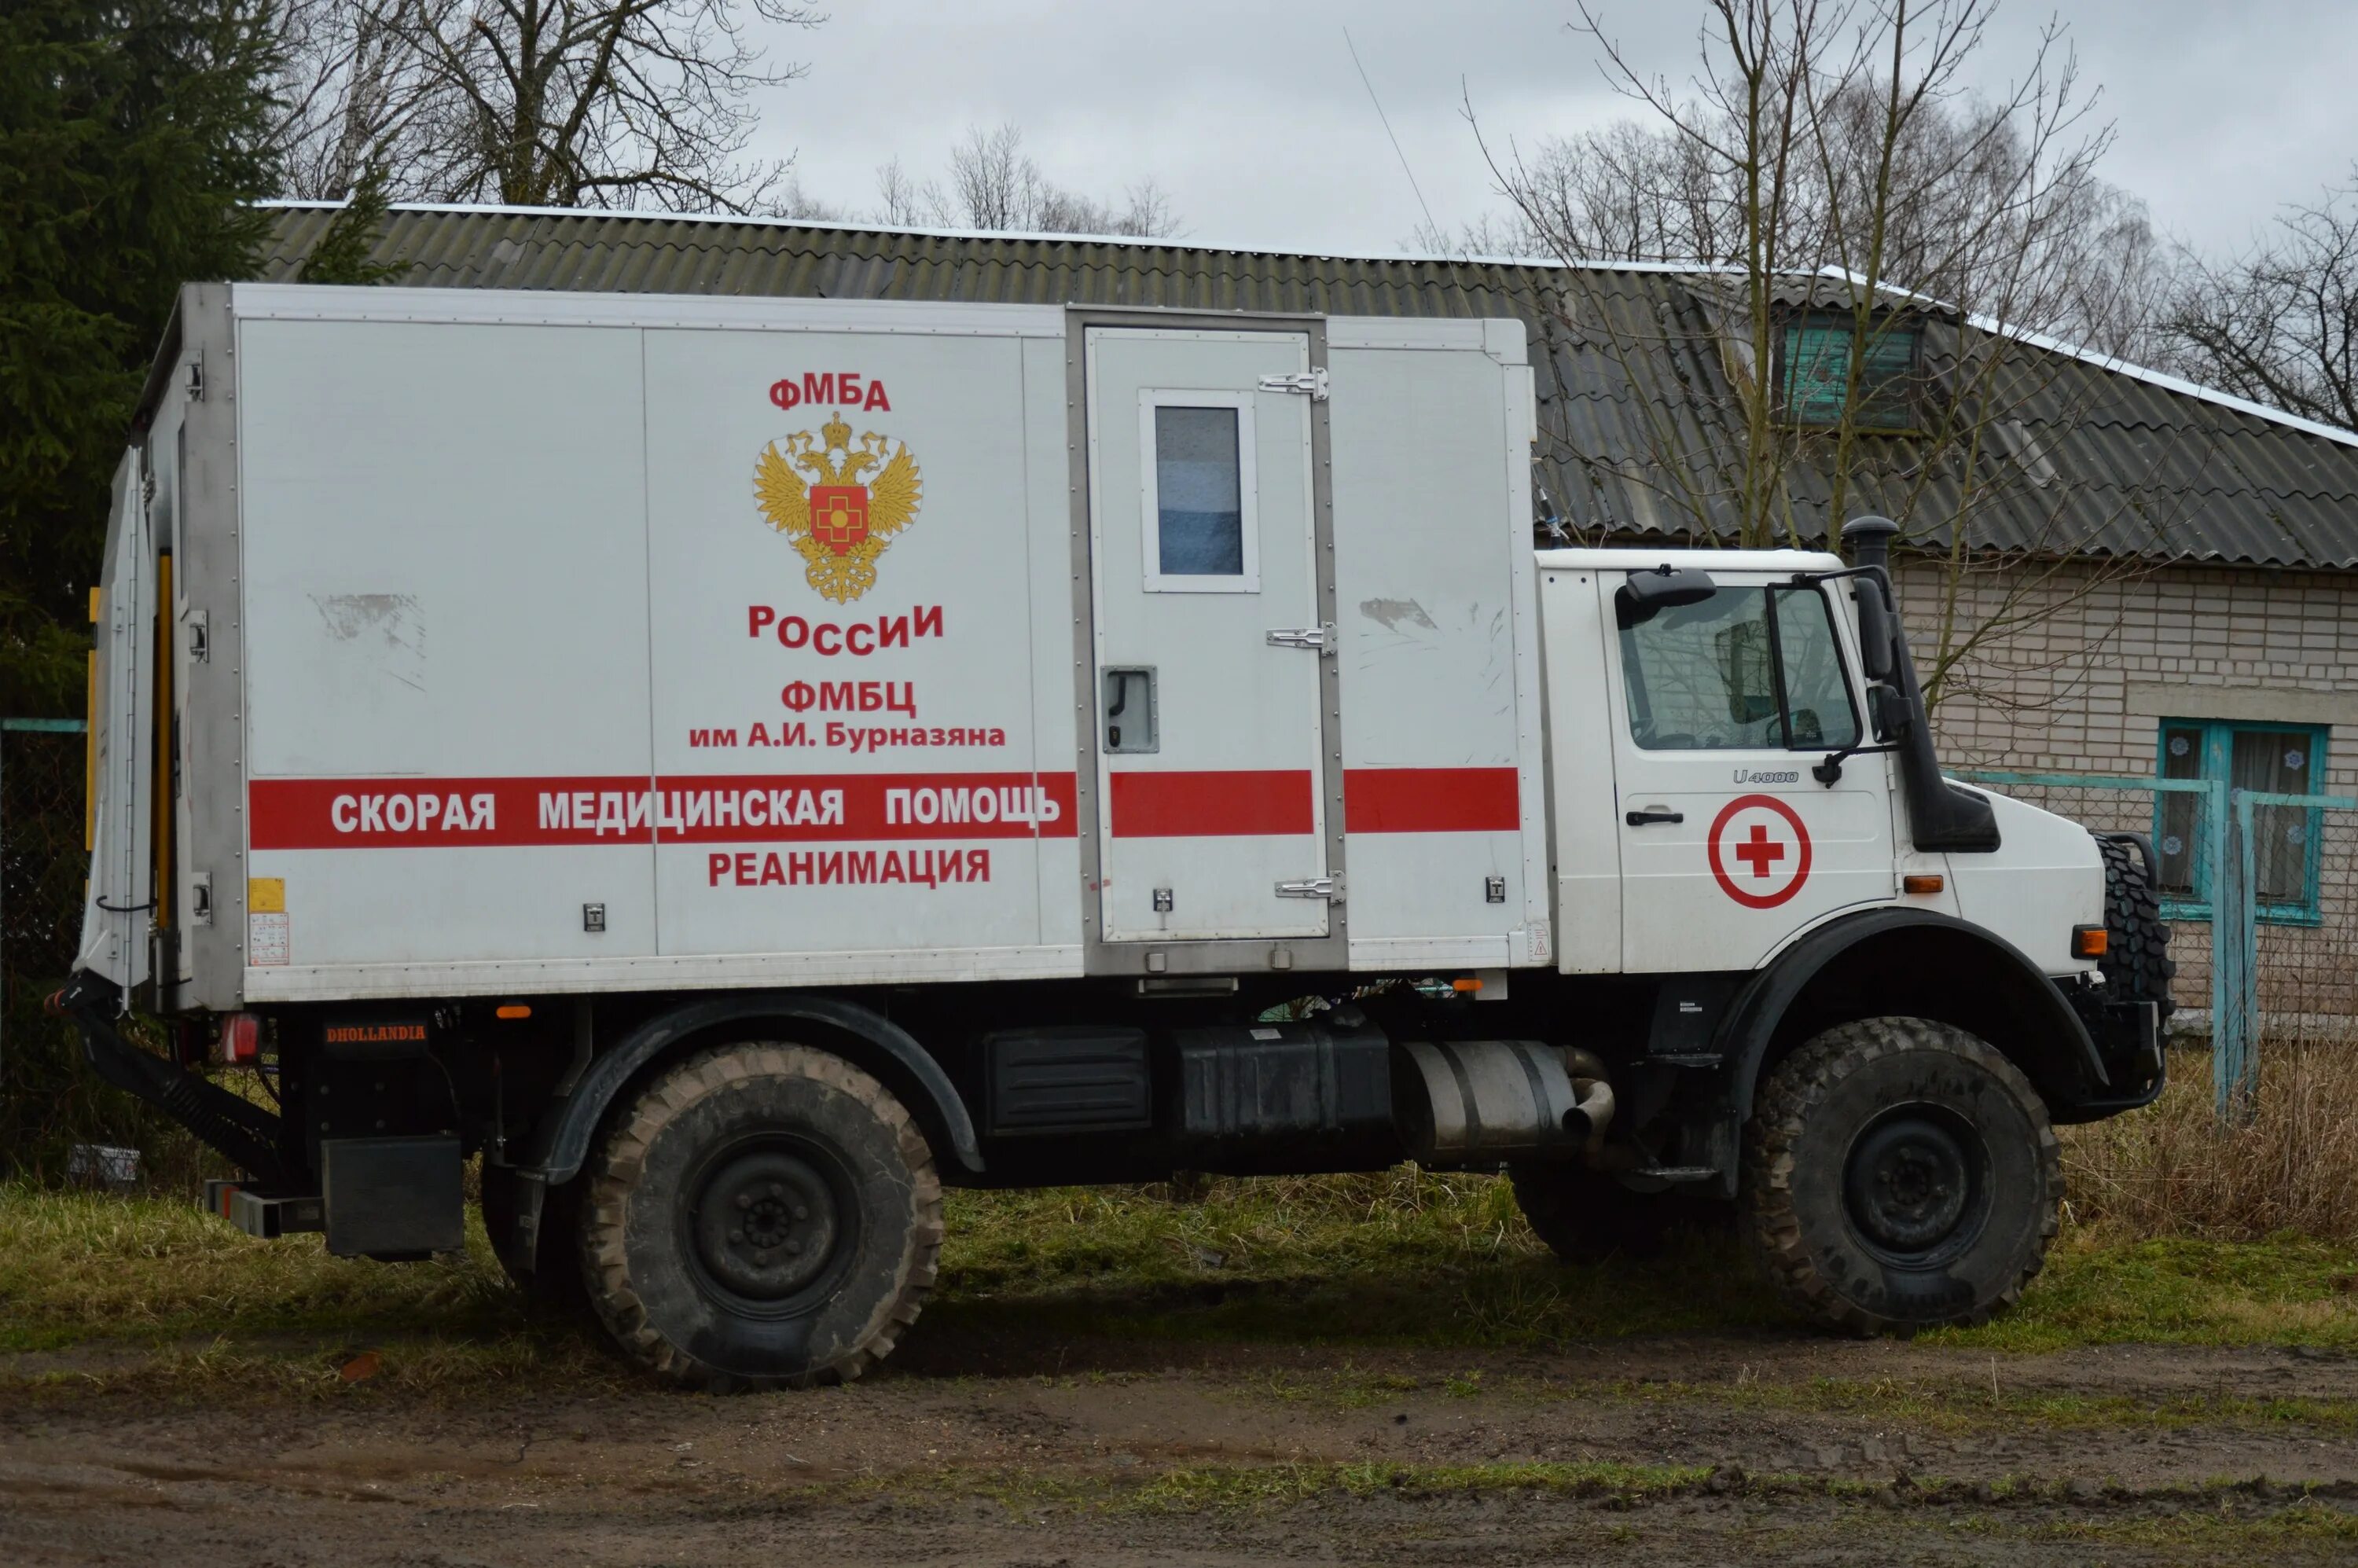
[1602,570,1894,971]
[1081,325,1335,947]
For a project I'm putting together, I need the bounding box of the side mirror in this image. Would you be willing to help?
[1853,577,1897,683]
[1615,565,1717,629]
[1865,681,1908,740]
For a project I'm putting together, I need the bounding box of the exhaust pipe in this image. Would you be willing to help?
[1561,1074,1615,1149]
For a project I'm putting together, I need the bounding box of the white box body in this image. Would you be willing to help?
[88,287,1550,1005]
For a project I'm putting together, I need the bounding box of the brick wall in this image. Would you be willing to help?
[1899,558,2358,1018]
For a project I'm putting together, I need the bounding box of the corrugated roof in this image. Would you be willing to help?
[253,202,2358,571]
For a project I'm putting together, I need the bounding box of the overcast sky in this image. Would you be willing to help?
[747,1,2357,261]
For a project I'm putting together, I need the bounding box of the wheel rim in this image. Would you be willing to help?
[1841,1103,1990,1267]
[682,1135,858,1315]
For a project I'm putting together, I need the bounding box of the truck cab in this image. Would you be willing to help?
[1541,545,2111,982]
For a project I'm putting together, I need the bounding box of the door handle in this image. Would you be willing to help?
[1625,808,1684,826]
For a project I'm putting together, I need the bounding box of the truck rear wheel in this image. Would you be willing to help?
[578,1041,942,1389]
[1741,1018,2059,1335]
[1510,1163,1724,1261]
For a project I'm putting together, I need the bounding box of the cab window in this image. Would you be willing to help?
[1619,584,1861,751]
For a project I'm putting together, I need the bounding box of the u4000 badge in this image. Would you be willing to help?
[754,411,924,604]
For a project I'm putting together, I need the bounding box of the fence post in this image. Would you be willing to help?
[2215,785,2266,1126]
[2237,789,2262,1117]
[2209,780,2243,1126]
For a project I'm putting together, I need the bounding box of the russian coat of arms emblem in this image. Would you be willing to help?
[753,413,924,604]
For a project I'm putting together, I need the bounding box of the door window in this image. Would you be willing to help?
[1140,392,1259,592]
[1620,584,1860,751]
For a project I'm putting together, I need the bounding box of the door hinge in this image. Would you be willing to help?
[1255,368,1329,402]
[1265,622,1335,654]
[1275,873,1343,902]
[188,872,214,927]
[185,356,204,402]
[185,609,209,662]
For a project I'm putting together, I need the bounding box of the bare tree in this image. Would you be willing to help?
[930,122,1178,237]
[1445,15,2172,359]
[872,156,927,226]
[1467,0,2204,711]
[2165,167,2358,432]
[272,0,821,213]
[943,122,1032,230]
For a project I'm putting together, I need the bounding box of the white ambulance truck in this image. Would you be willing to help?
[67,283,2172,1386]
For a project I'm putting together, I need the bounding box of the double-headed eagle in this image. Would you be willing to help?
[753,412,924,604]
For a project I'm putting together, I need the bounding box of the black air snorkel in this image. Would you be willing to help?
[1841,516,2001,853]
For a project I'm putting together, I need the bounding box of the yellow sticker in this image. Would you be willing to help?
[248,877,286,913]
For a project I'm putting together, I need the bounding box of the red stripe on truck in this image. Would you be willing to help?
[1342,767,1522,833]
[1107,769,1317,838]
[1104,768,1521,837]
[247,766,1524,848]
[248,773,1080,848]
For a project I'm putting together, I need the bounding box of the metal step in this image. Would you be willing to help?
[204,1179,323,1239]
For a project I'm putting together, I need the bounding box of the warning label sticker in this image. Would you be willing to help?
[249,911,291,966]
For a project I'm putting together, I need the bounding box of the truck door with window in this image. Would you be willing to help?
[1077,322,1340,968]
[1602,567,1895,972]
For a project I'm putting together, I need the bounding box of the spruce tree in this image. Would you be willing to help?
[0,0,279,1174]
[0,0,281,712]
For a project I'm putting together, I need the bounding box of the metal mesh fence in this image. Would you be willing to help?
[1955,773,2221,1008]
[1959,769,2358,1121]
[0,722,171,1177]
[2,726,86,995]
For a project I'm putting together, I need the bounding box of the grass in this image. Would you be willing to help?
[923,1170,2358,1354]
[1930,1230,2358,1352]
[3,1153,2354,1407]
[1243,1364,2358,1434]
[927,1169,1789,1346]
[4,1037,2355,1397]
[0,1184,620,1399]
[859,1459,2358,1550]
[2063,1039,2358,1244]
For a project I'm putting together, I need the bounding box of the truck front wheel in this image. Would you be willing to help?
[579,1041,942,1388]
[1741,1018,2059,1334]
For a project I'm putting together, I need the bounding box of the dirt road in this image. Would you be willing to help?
[5,1329,2356,1565]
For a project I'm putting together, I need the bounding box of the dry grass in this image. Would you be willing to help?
[2063,1041,2358,1244]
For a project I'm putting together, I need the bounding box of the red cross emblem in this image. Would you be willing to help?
[1706,794,1813,909]
[1733,823,1783,879]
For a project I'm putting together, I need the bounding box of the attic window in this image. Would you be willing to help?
[1774,312,1923,431]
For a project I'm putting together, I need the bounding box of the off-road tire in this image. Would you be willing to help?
[2097,835,2176,1020]
[1742,1018,2060,1335]
[1510,1162,1727,1261]
[579,1042,942,1390]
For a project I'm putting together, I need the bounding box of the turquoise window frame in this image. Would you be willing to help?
[2151,718,2328,926]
